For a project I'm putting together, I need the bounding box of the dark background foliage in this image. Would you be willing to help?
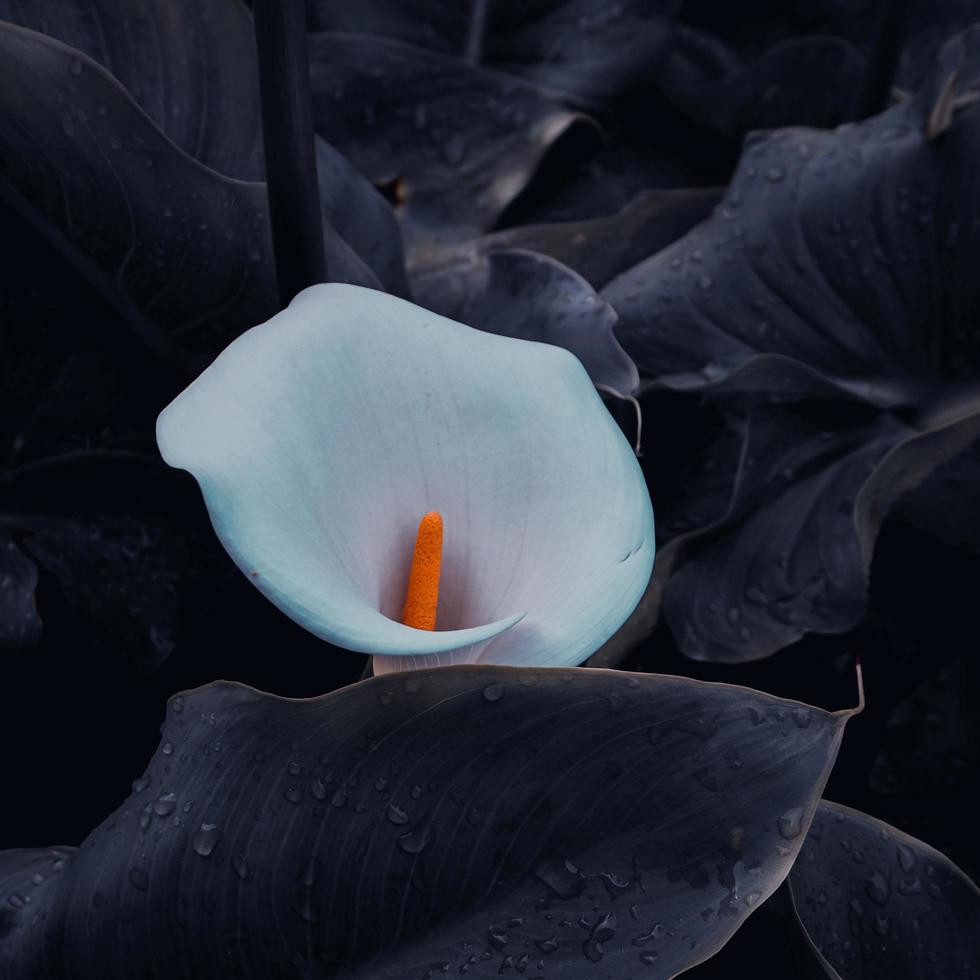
[2,1,979,976]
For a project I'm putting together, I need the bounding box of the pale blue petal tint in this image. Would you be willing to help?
[157,284,654,671]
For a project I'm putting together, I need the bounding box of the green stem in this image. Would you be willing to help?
[852,0,911,119]
[253,0,326,305]
[463,0,489,65]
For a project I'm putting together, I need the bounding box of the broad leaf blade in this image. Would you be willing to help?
[411,247,638,391]
[606,28,980,401]
[0,848,74,967]
[461,188,722,291]
[0,666,855,977]
[0,0,264,179]
[309,0,679,103]
[0,23,381,368]
[308,32,592,249]
[659,36,865,139]
[662,398,980,663]
[786,800,980,978]
[0,0,410,296]
[598,28,980,662]
[663,410,909,662]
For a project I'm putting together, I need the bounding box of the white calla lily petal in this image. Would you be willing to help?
[157,284,653,670]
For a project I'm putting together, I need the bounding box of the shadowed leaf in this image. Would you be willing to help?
[0,0,407,296]
[0,23,385,370]
[308,32,593,249]
[598,28,980,662]
[0,666,855,977]
[674,396,980,662]
[786,800,980,978]
[13,513,184,672]
[658,35,865,139]
[896,0,980,89]
[0,533,41,650]
[309,0,679,104]
[0,0,264,179]
[456,188,722,290]
[411,248,638,391]
[870,659,980,796]
[661,410,906,663]
[893,439,980,553]
[607,28,980,400]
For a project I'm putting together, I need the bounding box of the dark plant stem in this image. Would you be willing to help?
[852,0,911,119]
[463,0,490,65]
[253,0,326,306]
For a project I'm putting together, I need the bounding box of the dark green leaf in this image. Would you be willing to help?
[0,0,408,295]
[0,23,380,369]
[463,188,722,290]
[309,0,679,103]
[309,32,593,249]
[786,800,980,978]
[658,35,865,139]
[0,666,855,977]
[897,0,980,89]
[411,248,638,391]
[607,28,980,400]
[0,0,264,179]
[671,397,980,662]
[597,28,980,662]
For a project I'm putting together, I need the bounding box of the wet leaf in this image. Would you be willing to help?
[607,28,980,400]
[0,23,382,369]
[681,397,980,661]
[0,665,855,977]
[786,800,980,978]
[0,0,408,296]
[0,239,196,664]
[598,28,980,662]
[461,187,722,290]
[308,32,593,248]
[309,0,679,103]
[410,248,638,391]
[0,0,264,179]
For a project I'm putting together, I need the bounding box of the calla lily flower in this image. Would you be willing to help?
[157,284,654,673]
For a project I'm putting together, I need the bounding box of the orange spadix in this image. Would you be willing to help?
[401,512,443,630]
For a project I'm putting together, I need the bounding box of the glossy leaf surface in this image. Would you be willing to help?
[0,666,855,977]
[787,800,980,978]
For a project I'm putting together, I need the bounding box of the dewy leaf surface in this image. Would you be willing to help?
[665,396,980,663]
[0,0,408,296]
[308,32,592,248]
[596,27,980,663]
[309,0,679,104]
[410,248,638,392]
[607,26,980,401]
[436,188,722,291]
[786,800,980,979]
[0,666,856,978]
[0,0,264,180]
[0,23,381,368]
